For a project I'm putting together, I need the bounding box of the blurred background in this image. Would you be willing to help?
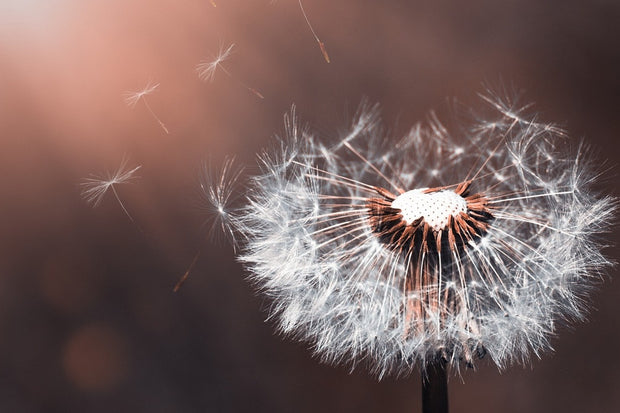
[0,0,619,411]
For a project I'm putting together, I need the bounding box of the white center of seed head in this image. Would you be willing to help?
[391,189,467,231]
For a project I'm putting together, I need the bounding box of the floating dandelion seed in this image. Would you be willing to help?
[298,0,330,63]
[200,157,244,247]
[174,158,244,292]
[210,0,217,7]
[196,43,264,99]
[174,251,201,293]
[196,43,234,83]
[80,158,141,223]
[123,81,170,134]
[207,92,615,406]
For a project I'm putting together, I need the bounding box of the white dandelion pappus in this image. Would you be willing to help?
[80,158,141,222]
[196,43,235,83]
[199,157,244,248]
[196,43,265,99]
[173,158,244,293]
[221,93,615,378]
[123,81,170,134]
[123,82,159,108]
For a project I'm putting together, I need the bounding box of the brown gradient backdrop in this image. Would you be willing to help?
[0,0,619,412]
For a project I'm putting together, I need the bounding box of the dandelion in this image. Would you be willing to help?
[123,81,170,134]
[209,92,615,409]
[80,157,141,223]
[196,43,264,99]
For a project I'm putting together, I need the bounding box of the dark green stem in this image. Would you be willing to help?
[422,362,449,413]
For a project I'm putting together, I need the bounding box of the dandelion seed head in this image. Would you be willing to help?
[392,189,468,229]
[226,92,615,378]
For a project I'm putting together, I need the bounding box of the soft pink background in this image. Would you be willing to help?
[0,0,619,411]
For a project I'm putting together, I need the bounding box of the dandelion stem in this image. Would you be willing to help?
[111,185,135,223]
[422,362,449,413]
[142,99,170,134]
[298,0,330,63]
[218,65,265,99]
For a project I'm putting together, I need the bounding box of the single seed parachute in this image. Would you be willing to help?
[211,92,615,378]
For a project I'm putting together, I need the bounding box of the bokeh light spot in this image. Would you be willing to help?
[62,323,128,392]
